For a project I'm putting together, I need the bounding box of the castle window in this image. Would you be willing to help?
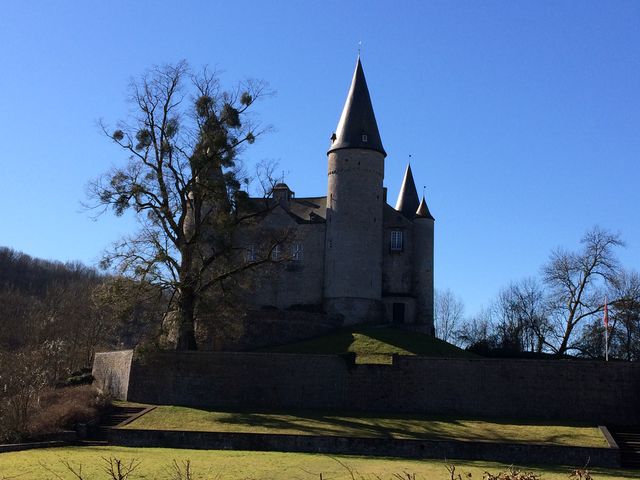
[390,230,403,252]
[271,244,282,261]
[362,134,368,142]
[292,243,303,261]
[245,244,256,263]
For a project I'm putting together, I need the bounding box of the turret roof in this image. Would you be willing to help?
[395,164,420,218]
[416,195,435,220]
[328,57,386,156]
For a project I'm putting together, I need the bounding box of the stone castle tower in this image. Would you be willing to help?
[324,57,386,324]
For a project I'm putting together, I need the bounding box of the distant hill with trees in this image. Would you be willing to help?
[0,246,163,368]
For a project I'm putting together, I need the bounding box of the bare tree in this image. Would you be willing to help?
[605,269,640,360]
[542,226,624,356]
[0,346,54,442]
[88,62,280,350]
[456,307,495,350]
[434,289,465,344]
[493,278,549,353]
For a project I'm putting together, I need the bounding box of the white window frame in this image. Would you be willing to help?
[390,230,403,252]
[292,243,303,261]
[271,244,282,261]
[244,244,256,263]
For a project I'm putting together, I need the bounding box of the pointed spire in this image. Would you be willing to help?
[395,164,420,217]
[416,196,435,220]
[328,57,386,156]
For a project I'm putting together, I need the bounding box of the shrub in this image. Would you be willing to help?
[0,349,49,442]
[27,385,109,437]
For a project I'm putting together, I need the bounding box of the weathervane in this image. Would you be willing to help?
[358,41,362,56]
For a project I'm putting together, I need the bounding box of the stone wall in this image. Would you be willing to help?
[234,208,327,310]
[382,206,414,296]
[197,309,340,351]
[107,428,620,467]
[92,350,133,400]
[94,351,640,425]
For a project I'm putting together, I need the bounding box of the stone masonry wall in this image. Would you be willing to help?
[94,351,640,425]
[92,350,134,399]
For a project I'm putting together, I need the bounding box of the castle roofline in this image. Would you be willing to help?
[328,57,386,156]
[244,195,327,223]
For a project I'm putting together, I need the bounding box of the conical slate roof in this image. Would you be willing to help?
[328,57,386,156]
[416,195,435,220]
[395,164,420,218]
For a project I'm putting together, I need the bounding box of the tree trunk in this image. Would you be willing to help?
[555,319,574,356]
[175,285,197,350]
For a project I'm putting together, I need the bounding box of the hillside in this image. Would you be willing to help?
[0,247,161,365]
[257,324,475,362]
[0,247,102,296]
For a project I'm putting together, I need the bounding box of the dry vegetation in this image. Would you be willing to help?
[28,385,110,437]
[0,383,108,443]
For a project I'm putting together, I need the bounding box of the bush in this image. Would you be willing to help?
[58,369,95,387]
[27,385,109,437]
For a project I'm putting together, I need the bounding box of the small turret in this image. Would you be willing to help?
[413,194,435,333]
[395,164,420,218]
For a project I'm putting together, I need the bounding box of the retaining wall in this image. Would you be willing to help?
[93,350,133,400]
[93,350,640,425]
[108,428,620,467]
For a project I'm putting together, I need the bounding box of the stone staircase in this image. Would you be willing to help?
[609,426,640,469]
[84,405,148,444]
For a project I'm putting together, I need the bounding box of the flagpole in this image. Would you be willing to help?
[604,296,609,362]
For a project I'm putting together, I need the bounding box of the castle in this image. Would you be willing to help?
[236,58,435,332]
[93,59,640,460]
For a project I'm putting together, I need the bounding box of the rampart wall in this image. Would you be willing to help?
[93,350,640,425]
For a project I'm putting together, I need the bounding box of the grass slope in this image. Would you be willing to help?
[257,325,474,362]
[123,406,608,448]
[1,446,638,480]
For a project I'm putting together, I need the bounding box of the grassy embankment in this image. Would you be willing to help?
[1,446,638,480]
[256,324,476,363]
[123,406,607,448]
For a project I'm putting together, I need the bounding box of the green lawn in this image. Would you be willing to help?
[123,406,608,448]
[256,325,475,363]
[1,446,637,480]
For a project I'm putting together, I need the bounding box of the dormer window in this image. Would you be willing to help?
[361,134,368,142]
[272,183,294,205]
[271,244,282,261]
[390,230,403,252]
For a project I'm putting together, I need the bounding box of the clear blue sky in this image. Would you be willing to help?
[1,1,638,317]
